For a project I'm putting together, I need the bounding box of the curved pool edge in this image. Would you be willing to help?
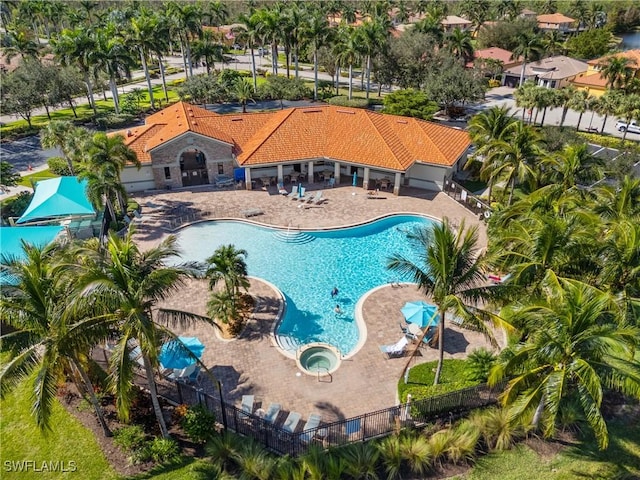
[295,342,342,376]
[171,211,443,234]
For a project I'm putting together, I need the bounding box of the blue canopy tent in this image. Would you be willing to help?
[0,225,63,284]
[159,337,205,370]
[17,177,95,224]
[401,301,440,328]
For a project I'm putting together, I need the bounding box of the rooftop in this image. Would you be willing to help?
[588,49,640,68]
[504,55,587,80]
[536,13,576,24]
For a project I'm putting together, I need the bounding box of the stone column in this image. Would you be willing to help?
[307,161,314,184]
[277,164,283,184]
[393,172,402,196]
[363,167,370,190]
[245,167,252,190]
[334,161,341,185]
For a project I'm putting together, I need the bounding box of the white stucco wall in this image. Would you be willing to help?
[122,164,155,193]
[405,163,450,191]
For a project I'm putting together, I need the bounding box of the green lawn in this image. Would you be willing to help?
[18,169,59,187]
[453,418,640,479]
[0,380,118,480]
[398,359,479,401]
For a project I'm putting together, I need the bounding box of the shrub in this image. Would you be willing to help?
[146,438,181,464]
[93,113,136,130]
[578,131,639,150]
[126,201,140,215]
[46,156,80,176]
[465,348,496,382]
[113,425,147,453]
[488,79,501,88]
[327,96,369,109]
[180,404,217,444]
[1,191,33,220]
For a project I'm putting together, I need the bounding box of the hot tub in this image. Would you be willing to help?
[296,343,342,376]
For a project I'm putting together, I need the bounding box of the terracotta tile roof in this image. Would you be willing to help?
[441,15,472,26]
[588,49,640,68]
[536,13,576,24]
[117,103,470,172]
[570,72,608,88]
[466,47,522,68]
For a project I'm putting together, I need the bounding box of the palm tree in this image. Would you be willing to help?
[594,175,640,222]
[614,93,640,142]
[235,13,261,92]
[92,28,133,115]
[485,121,545,205]
[566,89,591,132]
[51,27,98,114]
[542,30,565,57]
[467,106,517,203]
[598,56,634,91]
[513,81,537,122]
[252,6,282,76]
[554,86,576,127]
[357,17,387,99]
[594,89,622,134]
[302,9,331,100]
[40,120,79,175]
[335,25,360,100]
[128,8,160,109]
[511,31,544,87]
[387,219,500,385]
[1,23,40,61]
[165,1,202,78]
[491,276,640,449]
[234,79,255,113]
[542,143,603,190]
[77,228,209,438]
[191,29,224,74]
[0,243,112,437]
[445,27,474,64]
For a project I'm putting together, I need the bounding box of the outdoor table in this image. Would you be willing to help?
[407,323,422,336]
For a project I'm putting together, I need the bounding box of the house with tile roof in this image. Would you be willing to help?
[465,47,522,70]
[570,49,640,97]
[502,55,587,88]
[116,102,471,195]
[441,15,472,33]
[536,13,577,33]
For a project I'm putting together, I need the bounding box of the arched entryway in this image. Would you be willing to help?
[179,149,209,187]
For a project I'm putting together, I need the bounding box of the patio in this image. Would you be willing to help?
[135,185,499,423]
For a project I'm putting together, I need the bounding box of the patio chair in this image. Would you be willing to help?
[287,185,299,199]
[264,403,281,424]
[308,191,324,205]
[379,336,409,359]
[277,182,288,195]
[300,413,323,443]
[168,363,197,382]
[282,411,302,434]
[241,395,255,415]
[293,186,307,201]
[326,177,336,188]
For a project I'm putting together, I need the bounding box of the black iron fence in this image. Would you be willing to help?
[443,175,491,220]
[169,380,505,456]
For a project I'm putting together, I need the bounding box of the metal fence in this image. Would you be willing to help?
[443,175,491,220]
[169,380,504,456]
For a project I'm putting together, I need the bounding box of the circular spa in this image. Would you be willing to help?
[296,343,342,376]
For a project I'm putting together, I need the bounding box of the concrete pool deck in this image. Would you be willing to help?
[135,183,500,423]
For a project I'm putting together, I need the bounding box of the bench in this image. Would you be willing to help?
[242,208,264,218]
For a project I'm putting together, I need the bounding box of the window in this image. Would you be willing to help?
[164,167,171,179]
[217,163,224,174]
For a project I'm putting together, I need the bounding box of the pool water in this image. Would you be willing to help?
[172,215,434,355]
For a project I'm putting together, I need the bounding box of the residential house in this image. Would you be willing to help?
[570,49,640,97]
[519,8,537,19]
[465,47,522,70]
[116,102,471,196]
[536,13,577,33]
[502,55,587,88]
[441,15,472,33]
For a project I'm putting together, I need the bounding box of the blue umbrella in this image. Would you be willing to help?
[352,171,357,187]
[159,336,205,370]
[401,301,440,328]
[298,183,303,199]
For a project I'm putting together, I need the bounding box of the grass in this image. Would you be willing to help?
[18,169,59,187]
[458,179,488,194]
[398,359,479,401]
[0,379,118,480]
[453,417,640,479]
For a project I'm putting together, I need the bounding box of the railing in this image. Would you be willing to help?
[169,379,505,457]
[443,175,492,220]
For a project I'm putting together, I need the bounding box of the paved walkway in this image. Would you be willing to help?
[140,184,501,424]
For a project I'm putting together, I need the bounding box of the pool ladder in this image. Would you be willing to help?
[317,366,332,383]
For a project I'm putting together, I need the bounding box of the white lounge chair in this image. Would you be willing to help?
[241,395,255,415]
[264,403,281,424]
[308,191,323,204]
[168,363,197,381]
[300,413,322,443]
[286,185,298,198]
[293,186,306,201]
[379,336,409,358]
[282,411,301,433]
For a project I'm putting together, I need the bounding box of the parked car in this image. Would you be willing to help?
[214,174,235,187]
[616,120,640,134]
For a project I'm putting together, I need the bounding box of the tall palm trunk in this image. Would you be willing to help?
[250,47,257,92]
[271,43,278,75]
[83,70,97,115]
[72,358,112,437]
[313,47,319,100]
[576,111,584,131]
[179,41,188,78]
[508,176,517,205]
[560,106,569,127]
[139,49,155,109]
[141,354,169,438]
[433,311,445,385]
[366,55,372,99]
[348,63,353,100]
[109,76,120,115]
[335,60,340,95]
[600,114,608,133]
[294,44,299,79]
[540,107,548,126]
[158,56,168,102]
[185,40,193,77]
[284,44,290,78]
[518,59,527,87]
[532,394,545,429]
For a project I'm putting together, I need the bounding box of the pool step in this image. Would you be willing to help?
[277,335,301,352]
[272,230,315,244]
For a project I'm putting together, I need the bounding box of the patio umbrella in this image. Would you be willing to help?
[298,182,303,199]
[401,301,440,328]
[352,172,357,187]
[159,336,205,370]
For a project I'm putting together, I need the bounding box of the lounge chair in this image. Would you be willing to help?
[286,185,299,198]
[308,191,324,205]
[168,363,197,382]
[326,177,336,188]
[379,336,409,359]
[293,186,306,201]
[241,395,255,415]
[264,403,281,424]
[282,411,301,433]
[300,413,322,443]
[277,182,288,195]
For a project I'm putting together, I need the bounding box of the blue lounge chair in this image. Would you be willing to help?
[241,395,254,415]
[300,413,322,443]
[379,336,409,359]
[264,403,281,424]
[293,186,306,201]
[282,411,301,433]
[286,185,298,198]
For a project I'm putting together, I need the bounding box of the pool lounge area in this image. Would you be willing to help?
[138,185,498,421]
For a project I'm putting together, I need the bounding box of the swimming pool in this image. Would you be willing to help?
[172,215,434,356]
